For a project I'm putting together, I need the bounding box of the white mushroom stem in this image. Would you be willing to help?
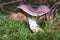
[28,17,44,32]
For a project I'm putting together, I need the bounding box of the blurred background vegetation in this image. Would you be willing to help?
[0,0,60,40]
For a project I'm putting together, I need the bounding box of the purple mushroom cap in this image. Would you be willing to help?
[17,4,50,16]
[36,5,50,16]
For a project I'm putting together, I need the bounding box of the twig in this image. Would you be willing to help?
[51,1,60,10]
[50,1,60,14]
[0,0,22,6]
[0,0,22,14]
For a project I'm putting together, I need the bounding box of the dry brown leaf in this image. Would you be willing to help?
[8,12,27,21]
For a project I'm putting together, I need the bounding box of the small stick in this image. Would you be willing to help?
[0,0,22,6]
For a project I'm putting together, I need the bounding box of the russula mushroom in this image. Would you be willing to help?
[17,4,50,33]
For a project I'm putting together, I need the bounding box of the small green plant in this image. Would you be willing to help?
[0,17,60,40]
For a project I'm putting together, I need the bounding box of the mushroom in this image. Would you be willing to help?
[17,4,50,33]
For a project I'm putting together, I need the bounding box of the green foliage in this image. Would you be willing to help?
[0,0,60,40]
[0,0,3,3]
[0,17,60,40]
